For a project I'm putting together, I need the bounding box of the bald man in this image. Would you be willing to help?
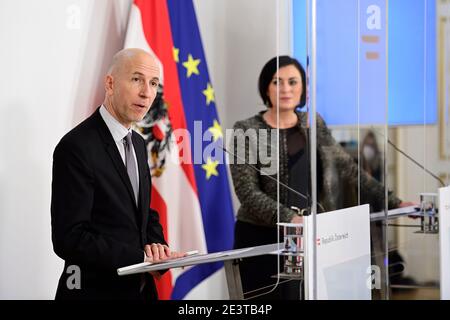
[51,48,182,300]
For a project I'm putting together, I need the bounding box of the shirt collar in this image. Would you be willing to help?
[99,105,132,142]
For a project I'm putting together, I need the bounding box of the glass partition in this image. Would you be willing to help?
[310,0,390,300]
[288,0,445,300]
[223,0,298,299]
[386,0,442,300]
[211,0,446,301]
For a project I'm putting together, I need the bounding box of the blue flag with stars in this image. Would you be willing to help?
[167,0,235,299]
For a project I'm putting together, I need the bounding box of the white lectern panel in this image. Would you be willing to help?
[439,186,450,300]
[305,204,371,300]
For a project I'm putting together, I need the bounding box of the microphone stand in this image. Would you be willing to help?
[219,144,325,213]
[368,126,445,187]
[387,139,445,187]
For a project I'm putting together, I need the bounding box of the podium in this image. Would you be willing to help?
[117,243,284,299]
[119,204,433,299]
[118,205,374,300]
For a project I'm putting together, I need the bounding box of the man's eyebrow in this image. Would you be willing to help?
[132,72,159,81]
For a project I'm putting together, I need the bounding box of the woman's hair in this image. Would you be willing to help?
[258,55,306,108]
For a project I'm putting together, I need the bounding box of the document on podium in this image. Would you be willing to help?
[117,244,282,276]
[370,205,420,222]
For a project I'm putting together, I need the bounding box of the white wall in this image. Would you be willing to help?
[0,0,132,299]
[0,0,291,299]
[194,0,292,132]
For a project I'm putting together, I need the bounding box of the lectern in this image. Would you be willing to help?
[117,243,284,299]
[119,204,431,299]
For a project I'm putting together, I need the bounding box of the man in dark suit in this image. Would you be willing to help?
[51,48,183,300]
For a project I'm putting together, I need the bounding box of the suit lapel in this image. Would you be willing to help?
[94,109,138,210]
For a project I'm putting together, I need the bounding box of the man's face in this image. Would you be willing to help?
[106,53,160,128]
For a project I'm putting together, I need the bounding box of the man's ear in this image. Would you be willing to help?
[105,75,114,95]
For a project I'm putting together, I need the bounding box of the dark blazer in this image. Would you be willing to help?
[51,108,167,300]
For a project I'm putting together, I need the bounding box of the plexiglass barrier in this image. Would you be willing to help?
[288,0,447,300]
[202,0,448,300]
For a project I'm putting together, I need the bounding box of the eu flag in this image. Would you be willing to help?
[167,0,235,299]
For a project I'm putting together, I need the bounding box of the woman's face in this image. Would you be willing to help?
[267,64,303,111]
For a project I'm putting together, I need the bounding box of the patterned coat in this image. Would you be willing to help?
[229,111,401,227]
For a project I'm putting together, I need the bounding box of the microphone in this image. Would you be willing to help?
[218,144,326,213]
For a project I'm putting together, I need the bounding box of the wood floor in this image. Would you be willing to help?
[390,287,440,300]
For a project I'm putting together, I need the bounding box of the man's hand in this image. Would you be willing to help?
[144,243,170,263]
[144,243,187,278]
[144,243,187,263]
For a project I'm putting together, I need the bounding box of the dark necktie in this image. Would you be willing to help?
[123,132,139,205]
